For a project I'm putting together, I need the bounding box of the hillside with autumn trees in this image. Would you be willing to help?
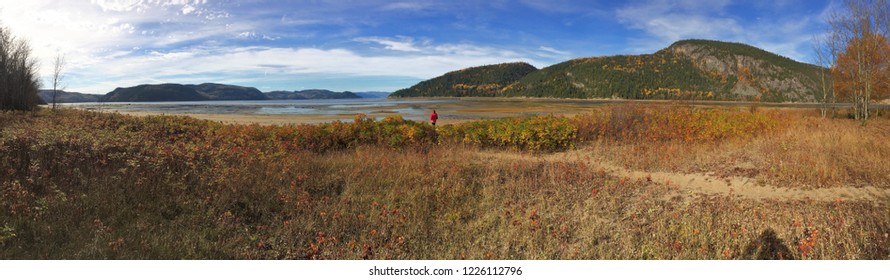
[393,39,826,102]
[390,62,538,97]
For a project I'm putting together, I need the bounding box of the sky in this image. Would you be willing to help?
[0,0,835,94]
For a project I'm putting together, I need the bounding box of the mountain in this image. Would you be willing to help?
[192,83,266,100]
[38,90,101,103]
[105,83,267,102]
[393,40,825,102]
[103,83,361,102]
[265,89,361,100]
[105,84,209,102]
[390,62,538,97]
[354,91,390,98]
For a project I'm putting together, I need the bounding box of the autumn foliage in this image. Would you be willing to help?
[831,33,890,120]
[1,107,888,259]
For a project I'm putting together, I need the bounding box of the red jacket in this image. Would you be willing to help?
[430,112,438,122]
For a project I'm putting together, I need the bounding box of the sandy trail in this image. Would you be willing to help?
[480,149,890,203]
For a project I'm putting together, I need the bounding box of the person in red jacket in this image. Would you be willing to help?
[430,110,438,126]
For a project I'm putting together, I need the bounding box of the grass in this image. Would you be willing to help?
[0,105,887,259]
[582,107,890,189]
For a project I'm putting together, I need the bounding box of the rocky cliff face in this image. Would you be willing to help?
[668,40,823,102]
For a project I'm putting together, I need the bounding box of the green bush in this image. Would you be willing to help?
[438,114,577,152]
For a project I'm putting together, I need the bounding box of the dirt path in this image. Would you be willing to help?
[479,149,890,203]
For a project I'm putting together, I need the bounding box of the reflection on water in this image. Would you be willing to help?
[255,106,320,115]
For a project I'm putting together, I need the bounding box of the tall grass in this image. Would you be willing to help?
[1,106,887,259]
[579,106,890,189]
[572,103,784,143]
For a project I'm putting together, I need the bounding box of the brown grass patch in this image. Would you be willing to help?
[0,107,887,259]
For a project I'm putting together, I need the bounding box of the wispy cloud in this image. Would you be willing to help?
[0,0,554,93]
[616,0,737,51]
[535,46,572,59]
[380,1,433,12]
[518,0,612,15]
[614,0,825,61]
[355,36,424,52]
[0,0,238,73]
[67,40,542,93]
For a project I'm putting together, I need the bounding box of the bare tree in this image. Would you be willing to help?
[51,53,65,110]
[813,34,835,118]
[0,25,41,111]
[880,0,890,101]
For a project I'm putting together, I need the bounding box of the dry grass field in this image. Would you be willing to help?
[1,104,887,259]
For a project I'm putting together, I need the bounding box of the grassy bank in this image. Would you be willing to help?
[1,106,887,259]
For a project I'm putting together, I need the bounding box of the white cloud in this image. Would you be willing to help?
[615,0,823,61]
[380,2,429,11]
[616,0,740,48]
[3,0,552,93]
[181,4,196,15]
[90,0,207,13]
[90,0,145,12]
[433,44,516,57]
[355,36,424,52]
[147,50,195,61]
[67,41,541,93]
[538,46,571,56]
[0,0,248,85]
[519,0,580,13]
[355,36,533,59]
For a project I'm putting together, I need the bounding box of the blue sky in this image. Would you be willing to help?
[0,0,834,94]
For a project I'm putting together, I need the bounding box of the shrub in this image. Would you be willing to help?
[438,114,577,152]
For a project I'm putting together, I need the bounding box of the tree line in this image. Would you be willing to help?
[391,62,537,97]
[500,51,744,101]
[819,0,890,124]
[0,25,42,111]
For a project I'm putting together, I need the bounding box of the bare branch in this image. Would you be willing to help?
[52,53,66,110]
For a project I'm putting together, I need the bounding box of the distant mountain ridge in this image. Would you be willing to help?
[101,83,364,102]
[193,83,267,100]
[106,84,221,102]
[38,90,101,103]
[353,91,390,98]
[392,39,826,102]
[265,89,360,100]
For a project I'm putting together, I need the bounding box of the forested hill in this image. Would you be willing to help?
[393,39,826,102]
[390,62,538,97]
